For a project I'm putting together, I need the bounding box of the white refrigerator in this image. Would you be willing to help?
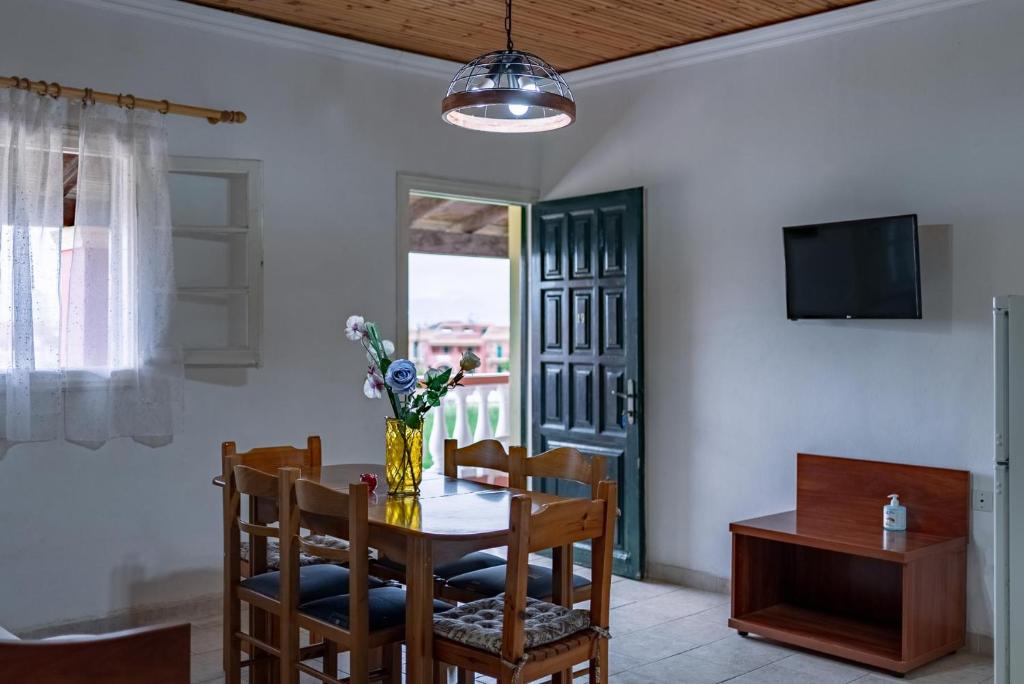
[994,296,1024,684]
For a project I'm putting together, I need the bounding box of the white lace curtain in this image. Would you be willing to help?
[0,89,182,452]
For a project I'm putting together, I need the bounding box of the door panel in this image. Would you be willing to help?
[530,188,644,578]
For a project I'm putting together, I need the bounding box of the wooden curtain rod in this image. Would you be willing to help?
[1,76,246,124]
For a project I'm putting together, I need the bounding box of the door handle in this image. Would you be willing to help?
[610,379,637,426]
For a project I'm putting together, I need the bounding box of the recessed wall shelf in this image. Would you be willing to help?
[169,156,263,368]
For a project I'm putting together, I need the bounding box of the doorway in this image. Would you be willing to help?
[397,177,645,579]
[396,175,534,477]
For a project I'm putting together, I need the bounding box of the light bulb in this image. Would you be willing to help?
[471,76,495,91]
[508,81,539,117]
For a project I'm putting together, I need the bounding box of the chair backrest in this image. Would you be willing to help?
[444,438,526,484]
[519,447,606,496]
[222,435,322,472]
[0,623,190,684]
[221,436,322,576]
[279,470,368,641]
[501,481,617,664]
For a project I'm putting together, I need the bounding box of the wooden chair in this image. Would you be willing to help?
[440,446,603,605]
[433,481,618,684]
[221,436,347,576]
[223,458,374,683]
[372,438,527,588]
[0,623,190,684]
[278,469,448,684]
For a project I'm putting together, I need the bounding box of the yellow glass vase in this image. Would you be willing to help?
[384,417,423,497]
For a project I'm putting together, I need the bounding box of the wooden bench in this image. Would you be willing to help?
[729,453,969,675]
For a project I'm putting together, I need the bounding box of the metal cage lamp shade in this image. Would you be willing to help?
[441,0,575,133]
[442,50,575,133]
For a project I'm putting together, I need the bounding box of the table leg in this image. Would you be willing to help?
[405,535,434,684]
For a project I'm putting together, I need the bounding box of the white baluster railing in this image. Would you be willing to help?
[427,394,448,472]
[425,373,511,469]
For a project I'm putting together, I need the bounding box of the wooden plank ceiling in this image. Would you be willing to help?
[183,0,871,72]
[409,195,509,258]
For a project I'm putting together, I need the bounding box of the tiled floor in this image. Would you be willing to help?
[190,577,992,684]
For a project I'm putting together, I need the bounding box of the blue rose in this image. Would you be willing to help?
[384,359,418,394]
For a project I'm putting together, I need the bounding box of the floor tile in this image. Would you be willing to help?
[683,633,791,672]
[609,627,700,665]
[771,652,869,682]
[729,658,864,684]
[191,649,225,683]
[609,651,751,683]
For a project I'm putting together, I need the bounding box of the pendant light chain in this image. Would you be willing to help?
[505,0,514,51]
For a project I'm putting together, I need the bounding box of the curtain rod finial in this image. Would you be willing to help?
[207,111,247,124]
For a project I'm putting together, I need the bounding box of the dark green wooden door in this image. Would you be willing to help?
[529,188,644,579]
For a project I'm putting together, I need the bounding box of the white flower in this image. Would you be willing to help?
[363,365,386,399]
[345,315,367,341]
[368,339,395,363]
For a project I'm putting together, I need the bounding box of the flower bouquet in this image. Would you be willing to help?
[346,314,480,496]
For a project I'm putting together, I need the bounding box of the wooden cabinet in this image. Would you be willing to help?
[729,454,969,675]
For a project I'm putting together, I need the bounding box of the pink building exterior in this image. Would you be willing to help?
[410,321,509,374]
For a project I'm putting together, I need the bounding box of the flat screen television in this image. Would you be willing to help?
[783,214,921,320]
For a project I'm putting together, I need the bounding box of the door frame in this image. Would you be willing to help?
[395,173,538,447]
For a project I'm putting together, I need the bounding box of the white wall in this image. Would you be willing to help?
[1,0,1016,644]
[0,0,541,632]
[539,0,1024,638]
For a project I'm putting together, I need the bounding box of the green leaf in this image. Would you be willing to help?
[405,413,422,430]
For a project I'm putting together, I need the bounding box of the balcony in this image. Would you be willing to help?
[425,372,510,481]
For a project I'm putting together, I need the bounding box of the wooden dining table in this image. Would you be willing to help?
[213,462,569,684]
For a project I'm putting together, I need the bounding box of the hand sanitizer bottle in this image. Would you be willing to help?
[883,493,907,532]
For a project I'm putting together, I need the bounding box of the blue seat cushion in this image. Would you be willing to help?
[239,564,385,603]
[299,586,450,631]
[436,552,507,580]
[376,551,506,580]
[445,564,590,600]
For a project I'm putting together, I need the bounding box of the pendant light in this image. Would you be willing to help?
[441,0,575,133]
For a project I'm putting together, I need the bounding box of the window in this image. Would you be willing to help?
[168,156,263,367]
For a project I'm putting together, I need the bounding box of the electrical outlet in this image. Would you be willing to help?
[973,488,994,513]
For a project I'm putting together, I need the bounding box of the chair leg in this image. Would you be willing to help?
[552,668,573,683]
[457,666,475,684]
[224,590,242,684]
[383,642,403,684]
[433,659,448,683]
[350,640,369,683]
[250,606,273,684]
[324,640,339,679]
[279,616,298,684]
[590,638,609,684]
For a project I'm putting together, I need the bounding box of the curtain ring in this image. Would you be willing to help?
[124,94,136,110]
[49,82,62,99]
[82,88,95,107]
[158,99,170,115]
[16,77,30,91]
[36,80,49,97]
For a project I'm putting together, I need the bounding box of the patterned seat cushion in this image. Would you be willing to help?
[299,586,450,631]
[444,563,590,599]
[239,564,384,603]
[433,596,593,655]
[240,534,349,570]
